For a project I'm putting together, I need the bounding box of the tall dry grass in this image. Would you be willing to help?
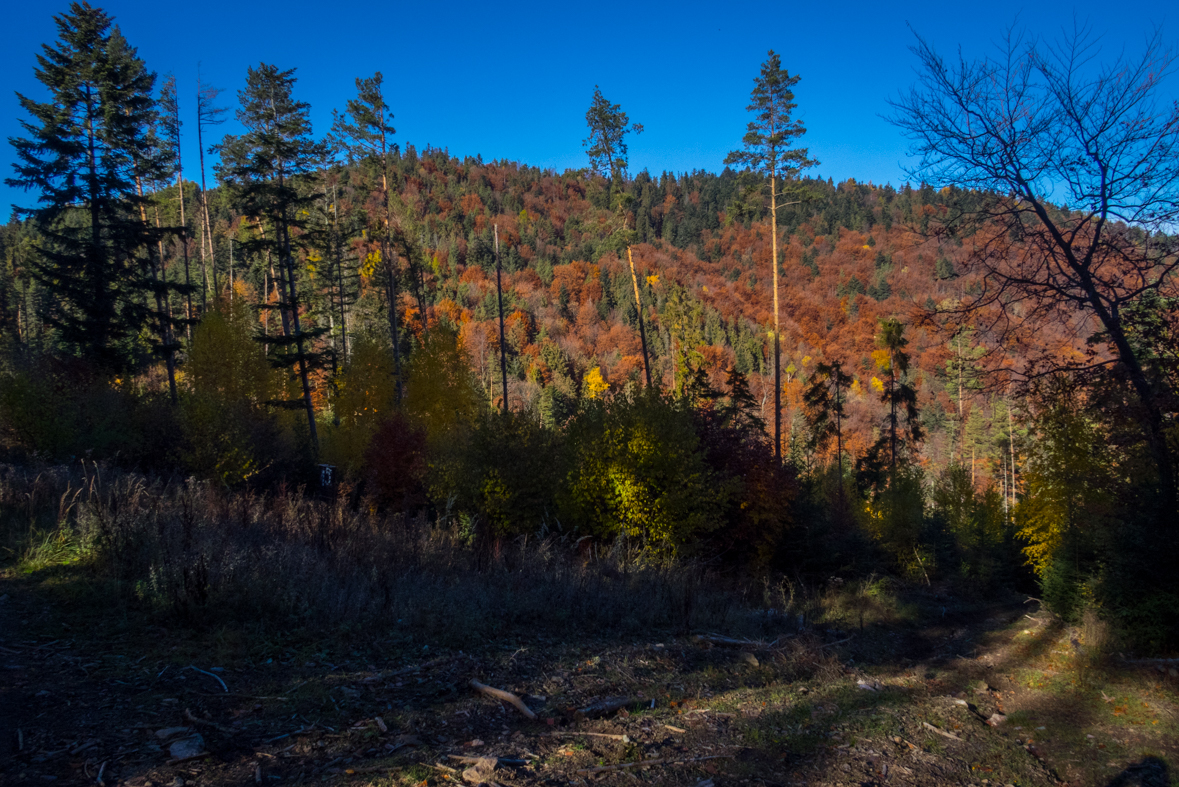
[0,463,773,643]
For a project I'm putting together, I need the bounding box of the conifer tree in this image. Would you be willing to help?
[217,63,326,452]
[726,50,817,461]
[583,86,643,199]
[803,360,853,476]
[330,72,403,398]
[7,2,159,370]
[865,318,923,478]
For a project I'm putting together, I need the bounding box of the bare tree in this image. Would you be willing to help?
[197,69,227,304]
[889,23,1179,515]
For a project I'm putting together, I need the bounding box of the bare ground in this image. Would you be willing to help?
[1,571,1176,787]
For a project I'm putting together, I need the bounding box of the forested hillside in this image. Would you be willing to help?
[2,154,1038,484]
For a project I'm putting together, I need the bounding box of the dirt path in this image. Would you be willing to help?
[0,573,1175,787]
[0,588,21,761]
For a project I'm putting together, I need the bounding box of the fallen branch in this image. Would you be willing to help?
[545,731,630,742]
[470,679,537,719]
[576,753,732,776]
[575,696,637,719]
[921,722,962,741]
[186,665,228,693]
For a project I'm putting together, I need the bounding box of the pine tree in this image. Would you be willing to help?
[582,86,643,196]
[726,50,817,462]
[7,2,159,370]
[216,63,327,452]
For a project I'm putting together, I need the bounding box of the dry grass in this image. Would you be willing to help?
[0,463,776,644]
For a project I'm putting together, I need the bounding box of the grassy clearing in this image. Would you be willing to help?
[1,464,1177,787]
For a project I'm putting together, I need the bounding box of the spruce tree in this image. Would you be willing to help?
[7,2,160,370]
[726,51,817,462]
[217,63,326,452]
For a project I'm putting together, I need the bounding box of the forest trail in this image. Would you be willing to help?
[0,572,1175,787]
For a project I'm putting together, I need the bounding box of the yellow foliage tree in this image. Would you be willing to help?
[584,366,609,399]
[1016,389,1110,577]
[321,335,398,477]
[404,327,482,443]
[187,298,278,404]
[181,299,288,485]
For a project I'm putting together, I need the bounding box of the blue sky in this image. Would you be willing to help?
[2,0,1173,218]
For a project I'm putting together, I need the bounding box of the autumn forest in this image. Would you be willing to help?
[2,2,1178,656]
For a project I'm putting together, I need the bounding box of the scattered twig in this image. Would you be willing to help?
[382,655,463,679]
[663,724,687,734]
[265,726,315,743]
[186,665,227,692]
[470,679,537,719]
[165,750,211,765]
[694,634,761,648]
[921,721,962,741]
[447,755,529,767]
[197,692,292,700]
[819,635,855,649]
[184,708,234,734]
[576,753,733,776]
[96,760,106,786]
[16,728,22,751]
[545,731,630,742]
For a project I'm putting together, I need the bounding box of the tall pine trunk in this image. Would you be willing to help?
[627,245,652,389]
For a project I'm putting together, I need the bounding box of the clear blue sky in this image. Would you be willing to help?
[2,0,1173,219]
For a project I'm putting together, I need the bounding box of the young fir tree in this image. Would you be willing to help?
[7,2,160,370]
[726,50,817,462]
[216,63,327,452]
